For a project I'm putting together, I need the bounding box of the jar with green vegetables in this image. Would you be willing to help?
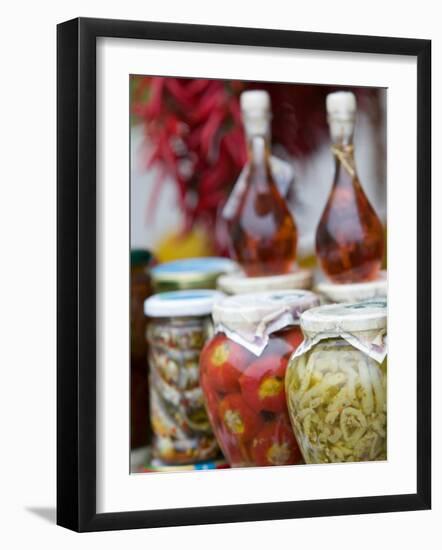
[285,300,387,464]
[144,290,224,464]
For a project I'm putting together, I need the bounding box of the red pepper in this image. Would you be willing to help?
[200,335,252,393]
[239,355,287,414]
[250,420,302,466]
[218,394,262,442]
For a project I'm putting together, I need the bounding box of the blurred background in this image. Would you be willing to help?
[130,76,386,264]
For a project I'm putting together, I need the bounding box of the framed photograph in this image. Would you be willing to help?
[57,17,431,532]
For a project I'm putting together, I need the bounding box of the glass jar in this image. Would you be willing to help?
[200,290,319,467]
[315,271,387,304]
[150,257,238,293]
[130,249,155,449]
[144,290,224,465]
[217,269,313,295]
[285,300,387,464]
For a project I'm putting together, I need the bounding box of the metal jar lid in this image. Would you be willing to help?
[145,290,224,318]
[151,257,237,291]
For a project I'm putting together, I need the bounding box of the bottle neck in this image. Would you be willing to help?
[248,135,271,167]
[328,114,355,146]
[329,118,357,183]
[331,142,358,187]
[243,112,271,153]
[243,113,275,192]
[245,135,277,196]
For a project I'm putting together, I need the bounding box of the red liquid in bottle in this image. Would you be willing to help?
[229,137,297,276]
[316,145,384,283]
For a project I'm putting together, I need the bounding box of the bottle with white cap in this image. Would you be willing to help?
[222,90,294,223]
[315,91,385,284]
[224,90,298,277]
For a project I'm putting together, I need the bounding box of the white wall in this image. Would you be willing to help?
[0,1,439,548]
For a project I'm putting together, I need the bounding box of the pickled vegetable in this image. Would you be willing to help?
[200,334,252,393]
[147,316,219,464]
[286,339,387,463]
[200,327,304,467]
[251,417,302,466]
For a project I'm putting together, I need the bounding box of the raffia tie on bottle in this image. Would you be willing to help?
[331,144,356,177]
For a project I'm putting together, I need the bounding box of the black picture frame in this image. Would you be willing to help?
[57,17,431,532]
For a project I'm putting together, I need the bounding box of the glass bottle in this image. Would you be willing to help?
[316,91,384,283]
[228,91,297,276]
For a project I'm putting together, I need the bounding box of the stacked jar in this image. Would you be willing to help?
[144,290,224,464]
[315,272,387,304]
[150,257,237,293]
[200,290,319,467]
[217,269,313,295]
[285,299,387,464]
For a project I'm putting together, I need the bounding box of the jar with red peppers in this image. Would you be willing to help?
[200,290,319,467]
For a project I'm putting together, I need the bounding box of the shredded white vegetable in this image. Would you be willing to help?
[286,340,387,464]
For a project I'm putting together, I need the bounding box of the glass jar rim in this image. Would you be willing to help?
[301,299,387,334]
[151,257,237,286]
[316,271,387,303]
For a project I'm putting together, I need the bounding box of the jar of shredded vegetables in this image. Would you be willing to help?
[285,299,387,464]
